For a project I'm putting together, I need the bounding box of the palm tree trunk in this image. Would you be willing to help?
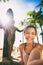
[40,26,43,43]
[34,20,39,43]
[42,33,43,43]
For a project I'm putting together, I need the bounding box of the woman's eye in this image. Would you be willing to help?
[32,32,35,35]
[26,32,29,34]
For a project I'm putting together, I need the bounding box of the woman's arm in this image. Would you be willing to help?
[16,27,23,32]
[27,47,42,65]
[19,44,24,64]
[0,25,5,30]
[27,59,43,65]
[28,48,40,61]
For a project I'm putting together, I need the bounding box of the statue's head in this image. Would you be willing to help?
[6,8,14,27]
[6,8,14,19]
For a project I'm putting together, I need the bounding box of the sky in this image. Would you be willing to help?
[0,0,42,48]
[0,0,41,26]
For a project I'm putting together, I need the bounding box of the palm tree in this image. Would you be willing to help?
[0,0,9,2]
[37,8,43,43]
[3,0,9,2]
[36,0,43,7]
[36,0,43,43]
[27,9,43,43]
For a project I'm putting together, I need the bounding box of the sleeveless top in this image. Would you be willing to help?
[22,43,39,65]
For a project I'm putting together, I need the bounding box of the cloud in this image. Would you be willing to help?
[0,0,35,26]
[10,0,35,25]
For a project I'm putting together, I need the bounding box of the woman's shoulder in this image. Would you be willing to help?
[38,44,43,50]
[34,42,42,46]
[35,43,43,50]
[19,43,26,51]
[19,42,26,46]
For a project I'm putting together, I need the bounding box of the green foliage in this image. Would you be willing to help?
[40,32,43,35]
[27,11,33,16]
[27,8,43,27]
[36,0,43,7]
[3,0,9,2]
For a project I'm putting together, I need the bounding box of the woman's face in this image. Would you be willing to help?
[24,28,36,43]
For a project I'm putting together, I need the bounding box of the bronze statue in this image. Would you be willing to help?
[3,8,23,59]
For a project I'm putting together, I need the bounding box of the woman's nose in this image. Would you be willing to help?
[28,34,32,38]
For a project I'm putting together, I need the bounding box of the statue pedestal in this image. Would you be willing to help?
[0,29,4,62]
[0,49,3,62]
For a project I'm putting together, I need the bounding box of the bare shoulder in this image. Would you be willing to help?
[35,43,43,50]
[19,43,23,48]
[19,43,24,52]
[32,43,43,56]
[37,43,43,50]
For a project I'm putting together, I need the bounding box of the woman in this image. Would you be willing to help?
[19,25,43,65]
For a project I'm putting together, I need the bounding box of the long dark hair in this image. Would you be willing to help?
[24,25,37,35]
